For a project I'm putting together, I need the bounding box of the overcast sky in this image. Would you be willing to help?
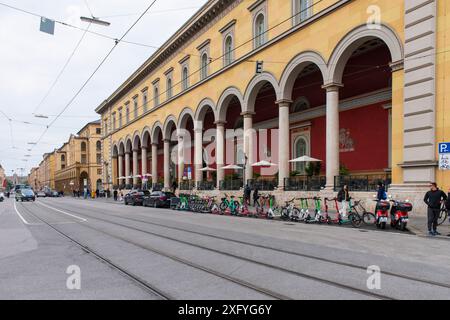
[0,0,207,177]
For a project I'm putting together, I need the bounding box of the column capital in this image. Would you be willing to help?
[132,148,140,153]
[141,146,148,151]
[389,60,404,72]
[124,151,131,155]
[163,138,171,144]
[322,82,343,91]
[151,142,159,147]
[214,120,227,126]
[118,152,124,157]
[240,111,255,118]
[276,99,293,107]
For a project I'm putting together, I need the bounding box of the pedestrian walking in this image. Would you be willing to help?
[244,184,251,206]
[253,186,259,207]
[95,189,99,199]
[172,180,178,194]
[337,185,351,218]
[113,189,118,201]
[424,183,448,236]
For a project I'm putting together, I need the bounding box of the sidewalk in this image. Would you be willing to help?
[66,196,450,239]
[408,215,450,238]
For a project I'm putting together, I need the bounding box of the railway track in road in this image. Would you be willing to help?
[45,199,450,292]
[30,201,398,300]
[19,202,289,300]
[18,203,172,300]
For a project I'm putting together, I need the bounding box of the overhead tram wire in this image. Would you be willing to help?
[29,0,159,153]
[32,23,92,115]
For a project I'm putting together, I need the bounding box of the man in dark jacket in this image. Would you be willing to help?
[424,183,448,236]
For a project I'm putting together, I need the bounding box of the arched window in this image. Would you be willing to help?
[81,142,87,152]
[255,13,266,48]
[291,97,310,113]
[167,78,173,99]
[294,137,308,173]
[96,141,101,151]
[224,36,233,66]
[182,67,189,90]
[201,53,208,80]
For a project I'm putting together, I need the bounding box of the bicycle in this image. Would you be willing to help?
[438,202,448,226]
[255,194,272,219]
[219,194,240,216]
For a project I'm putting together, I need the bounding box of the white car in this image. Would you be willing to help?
[0,192,4,202]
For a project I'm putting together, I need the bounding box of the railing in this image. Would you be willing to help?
[284,176,326,191]
[334,174,391,192]
[197,181,216,191]
[179,181,195,191]
[152,183,164,191]
[247,179,278,191]
[219,180,243,191]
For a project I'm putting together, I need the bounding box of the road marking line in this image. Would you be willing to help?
[35,201,87,222]
[13,201,32,225]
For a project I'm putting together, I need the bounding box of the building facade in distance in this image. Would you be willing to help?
[54,120,103,193]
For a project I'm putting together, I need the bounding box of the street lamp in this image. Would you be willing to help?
[80,16,111,26]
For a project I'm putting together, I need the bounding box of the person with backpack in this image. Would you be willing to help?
[376,182,388,201]
[424,183,448,236]
[337,185,351,219]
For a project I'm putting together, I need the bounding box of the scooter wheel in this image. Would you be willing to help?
[380,222,386,230]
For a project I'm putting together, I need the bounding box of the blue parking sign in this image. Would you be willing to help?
[439,143,450,154]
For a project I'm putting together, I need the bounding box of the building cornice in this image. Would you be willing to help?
[96,0,241,113]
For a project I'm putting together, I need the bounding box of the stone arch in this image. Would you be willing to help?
[141,127,152,147]
[124,136,133,153]
[163,115,178,140]
[243,72,282,113]
[326,24,403,84]
[177,107,195,130]
[132,131,141,151]
[141,126,152,145]
[195,98,217,129]
[151,121,163,143]
[112,143,119,157]
[279,51,328,101]
[118,139,125,155]
[217,87,245,122]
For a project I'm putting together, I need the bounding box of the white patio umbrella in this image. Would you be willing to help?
[252,160,278,167]
[221,164,244,170]
[289,156,322,163]
[143,173,152,177]
[200,166,216,172]
[118,176,126,180]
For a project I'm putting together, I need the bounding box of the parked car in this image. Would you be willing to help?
[124,190,150,206]
[36,191,47,198]
[0,192,4,202]
[16,189,36,202]
[143,191,175,208]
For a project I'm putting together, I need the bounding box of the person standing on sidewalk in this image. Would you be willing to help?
[424,183,448,236]
[113,189,118,201]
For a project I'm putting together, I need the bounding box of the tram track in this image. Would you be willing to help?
[47,198,450,291]
[20,202,289,300]
[31,200,397,300]
[18,203,172,300]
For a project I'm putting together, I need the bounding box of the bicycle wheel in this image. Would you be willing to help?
[438,208,448,226]
[362,212,377,225]
[219,202,228,212]
[349,213,362,228]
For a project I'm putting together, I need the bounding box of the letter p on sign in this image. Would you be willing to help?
[439,143,450,154]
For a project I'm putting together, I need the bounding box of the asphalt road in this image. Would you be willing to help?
[1,196,450,300]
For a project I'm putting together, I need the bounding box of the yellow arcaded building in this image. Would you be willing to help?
[54,120,103,193]
[96,0,450,212]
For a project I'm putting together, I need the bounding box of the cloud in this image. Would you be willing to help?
[0,0,206,174]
